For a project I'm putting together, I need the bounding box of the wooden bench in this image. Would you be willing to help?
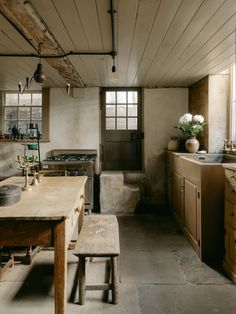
[73,214,120,305]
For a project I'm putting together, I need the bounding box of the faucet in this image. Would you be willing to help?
[223,139,236,154]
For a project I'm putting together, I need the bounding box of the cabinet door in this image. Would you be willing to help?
[184,178,198,247]
[225,226,236,272]
[172,171,183,224]
[225,199,236,229]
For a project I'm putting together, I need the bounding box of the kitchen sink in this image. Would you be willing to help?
[183,153,236,164]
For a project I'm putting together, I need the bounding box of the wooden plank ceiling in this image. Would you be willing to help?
[0,0,235,89]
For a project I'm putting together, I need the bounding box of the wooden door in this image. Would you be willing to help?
[101,88,143,171]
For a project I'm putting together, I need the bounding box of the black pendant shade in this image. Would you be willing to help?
[34,63,46,83]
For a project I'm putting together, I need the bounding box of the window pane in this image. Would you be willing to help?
[5,121,17,133]
[117,118,126,130]
[19,94,31,106]
[5,94,18,106]
[117,91,126,103]
[32,107,42,120]
[106,105,115,117]
[106,118,115,130]
[19,107,30,120]
[106,91,116,103]
[128,91,138,103]
[31,121,42,133]
[117,105,126,117]
[128,105,137,116]
[18,121,28,134]
[32,93,42,106]
[4,107,17,119]
[128,118,137,130]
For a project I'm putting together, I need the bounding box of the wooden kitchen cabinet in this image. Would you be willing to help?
[167,152,225,262]
[223,166,236,283]
[167,152,184,228]
[183,177,198,250]
[172,172,183,226]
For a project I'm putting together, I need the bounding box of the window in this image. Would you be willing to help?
[230,64,236,141]
[105,90,138,130]
[1,88,49,141]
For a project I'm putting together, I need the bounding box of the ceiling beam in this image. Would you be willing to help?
[0,0,85,87]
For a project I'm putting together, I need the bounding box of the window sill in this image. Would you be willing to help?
[0,139,50,143]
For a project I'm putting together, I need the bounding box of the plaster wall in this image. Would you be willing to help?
[142,88,188,205]
[0,87,188,207]
[208,75,230,153]
[41,87,100,172]
[0,87,100,177]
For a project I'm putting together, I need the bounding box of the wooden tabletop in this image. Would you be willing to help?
[0,176,87,220]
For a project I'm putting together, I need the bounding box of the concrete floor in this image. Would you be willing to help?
[1,212,236,314]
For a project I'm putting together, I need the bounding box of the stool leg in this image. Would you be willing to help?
[78,256,86,305]
[111,256,118,304]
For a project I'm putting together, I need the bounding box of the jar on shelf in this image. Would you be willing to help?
[167,136,179,151]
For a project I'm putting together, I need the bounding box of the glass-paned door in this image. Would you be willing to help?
[101,88,143,170]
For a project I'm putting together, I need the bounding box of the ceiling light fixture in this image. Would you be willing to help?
[66,83,70,95]
[109,0,117,78]
[33,43,46,83]
[18,44,46,93]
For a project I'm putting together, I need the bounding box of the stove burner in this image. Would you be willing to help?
[46,154,97,162]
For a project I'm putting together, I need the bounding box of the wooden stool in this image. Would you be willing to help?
[73,214,120,305]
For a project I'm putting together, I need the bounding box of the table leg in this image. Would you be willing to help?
[54,221,67,314]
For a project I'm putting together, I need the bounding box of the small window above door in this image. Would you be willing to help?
[105,90,138,131]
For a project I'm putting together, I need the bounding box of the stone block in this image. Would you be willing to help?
[100,171,124,187]
[100,172,140,214]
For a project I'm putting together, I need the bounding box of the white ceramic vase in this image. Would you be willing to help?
[185,137,200,153]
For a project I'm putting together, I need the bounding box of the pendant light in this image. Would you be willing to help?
[33,43,46,83]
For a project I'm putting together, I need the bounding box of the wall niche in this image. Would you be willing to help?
[189,74,230,153]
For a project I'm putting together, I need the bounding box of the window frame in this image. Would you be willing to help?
[230,64,236,141]
[0,88,49,142]
[103,87,141,131]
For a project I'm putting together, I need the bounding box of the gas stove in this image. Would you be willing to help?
[41,149,97,211]
[45,153,97,162]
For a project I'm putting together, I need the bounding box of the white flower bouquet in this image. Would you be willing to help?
[176,113,206,139]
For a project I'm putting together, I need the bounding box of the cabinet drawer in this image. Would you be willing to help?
[225,169,236,184]
[225,199,236,229]
[225,181,236,203]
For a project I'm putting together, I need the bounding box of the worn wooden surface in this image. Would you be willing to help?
[0,176,87,220]
[54,220,67,314]
[223,165,236,284]
[0,176,86,314]
[74,214,120,305]
[74,214,120,257]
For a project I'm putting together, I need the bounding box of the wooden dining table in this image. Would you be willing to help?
[0,176,87,314]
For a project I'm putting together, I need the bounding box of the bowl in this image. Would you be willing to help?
[27,144,38,150]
